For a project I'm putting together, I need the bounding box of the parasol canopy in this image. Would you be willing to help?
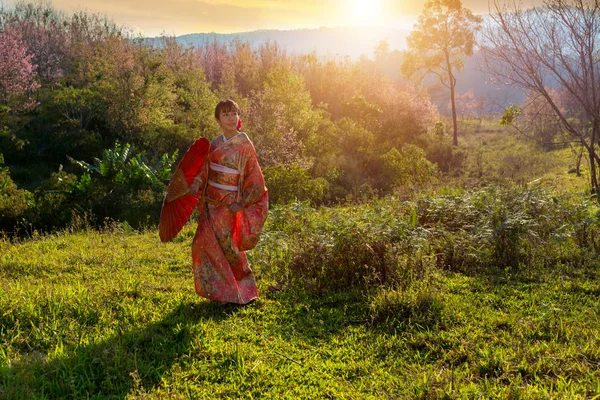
[159,137,210,242]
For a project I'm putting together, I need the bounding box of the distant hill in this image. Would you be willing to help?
[149,26,411,59]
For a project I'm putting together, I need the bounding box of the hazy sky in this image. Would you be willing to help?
[2,0,542,37]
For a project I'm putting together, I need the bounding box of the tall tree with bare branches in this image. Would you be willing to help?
[481,0,600,192]
[402,0,481,146]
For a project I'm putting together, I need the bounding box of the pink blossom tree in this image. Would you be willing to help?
[3,2,67,84]
[0,27,39,110]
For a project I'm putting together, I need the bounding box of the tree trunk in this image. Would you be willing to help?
[446,54,458,146]
[589,149,598,192]
[576,145,583,177]
[592,123,599,192]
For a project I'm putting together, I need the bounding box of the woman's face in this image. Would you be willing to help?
[217,109,239,133]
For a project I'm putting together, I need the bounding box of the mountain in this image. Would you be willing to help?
[150,26,411,59]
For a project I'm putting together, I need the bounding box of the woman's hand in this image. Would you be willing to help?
[188,175,203,195]
[188,181,200,195]
[229,202,244,213]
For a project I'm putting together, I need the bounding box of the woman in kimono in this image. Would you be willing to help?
[189,99,268,304]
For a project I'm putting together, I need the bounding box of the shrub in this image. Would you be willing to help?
[381,144,439,190]
[0,155,34,232]
[258,184,600,285]
[13,142,179,231]
[64,142,177,228]
[263,163,329,205]
[417,185,600,273]
[255,199,432,293]
[29,171,82,231]
[415,131,466,174]
[253,185,600,295]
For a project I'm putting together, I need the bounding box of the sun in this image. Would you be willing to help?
[347,0,383,25]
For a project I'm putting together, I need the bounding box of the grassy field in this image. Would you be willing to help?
[455,119,591,193]
[2,119,599,399]
[2,186,600,398]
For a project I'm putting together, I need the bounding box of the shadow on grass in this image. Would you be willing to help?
[1,300,237,399]
[261,287,445,340]
[2,288,449,399]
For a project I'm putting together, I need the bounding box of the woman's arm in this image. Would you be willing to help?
[233,147,268,251]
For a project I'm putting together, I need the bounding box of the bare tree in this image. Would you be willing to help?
[481,0,600,191]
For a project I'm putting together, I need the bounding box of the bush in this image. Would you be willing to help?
[62,142,176,228]
[5,142,178,232]
[263,163,329,205]
[29,171,82,231]
[415,131,466,174]
[255,200,433,293]
[254,185,600,295]
[417,185,600,273]
[381,144,439,190]
[0,155,34,232]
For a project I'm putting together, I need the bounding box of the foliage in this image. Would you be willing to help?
[0,0,445,231]
[69,141,175,189]
[257,185,600,297]
[499,104,522,127]
[415,129,465,174]
[27,170,84,231]
[1,0,588,234]
[341,94,382,132]
[381,144,439,189]
[263,163,328,205]
[2,1,69,84]
[453,89,478,120]
[0,155,33,231]
[52,141,178,228]
[520,89,564,147]
[248,65,321,168]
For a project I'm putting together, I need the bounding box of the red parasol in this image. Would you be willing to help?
[159,137,210,242]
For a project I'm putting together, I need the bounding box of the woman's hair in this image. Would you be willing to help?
[214,99,241,120]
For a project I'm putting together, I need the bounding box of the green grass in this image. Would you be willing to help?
[455,118,591,192]
[2,193,600,398]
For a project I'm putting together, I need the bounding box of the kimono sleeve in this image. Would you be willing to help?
[234,149,268,251]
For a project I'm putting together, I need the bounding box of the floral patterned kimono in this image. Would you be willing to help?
[191,132,268,304]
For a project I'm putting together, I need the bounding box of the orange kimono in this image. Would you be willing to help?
[191,133,268,304]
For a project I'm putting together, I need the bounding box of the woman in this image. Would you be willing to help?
[188,99,268,304]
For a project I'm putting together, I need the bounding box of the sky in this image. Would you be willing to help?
[2,0,541,37]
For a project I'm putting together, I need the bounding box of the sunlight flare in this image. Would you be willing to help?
[347,0,383,25]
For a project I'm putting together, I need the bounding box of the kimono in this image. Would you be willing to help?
[191,132,268,304]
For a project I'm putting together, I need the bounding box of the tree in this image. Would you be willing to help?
[2,1,68,84]
[481,0,600,192]
[0,27,39,109]
[401,0,481,145]
[247,65,320,168]
[374,40,390,63]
